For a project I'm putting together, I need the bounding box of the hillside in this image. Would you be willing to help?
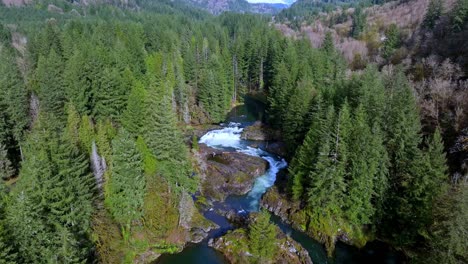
[183,0,287,14]
[0,0,466,263]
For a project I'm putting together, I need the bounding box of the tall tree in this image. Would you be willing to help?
[35,49,66,117]
[107,129,145,228]
[424,0,443,29]
[249,210,277,262]
[0,144,13,180]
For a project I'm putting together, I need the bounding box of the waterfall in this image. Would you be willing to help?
[199,123,287,212]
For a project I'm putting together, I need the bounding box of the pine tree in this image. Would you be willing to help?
[0,49,29,142]
[6,115,95,263]
[93,67,128,121]
[382,24,400,60]
[282,79,315,154]
[267,61,292,128]
[145,77,195,191]
[35,49,66,117]
[345,105,388,228]
[0,181,17,264]
[65,103,81,147]
[79,115,94,153]
[451,0,468,32]
[356,65,386,126]
[428,181,468,263]
[0,143,13,180]
[351,7,366,38]
[288,95,324,201]
[306,106,346,245]
[322,32,335,55]
[107,129,145,227]
[249,210,277,262]
[424,0,443,29]
[382,69,427,245]
[122,81,147,136]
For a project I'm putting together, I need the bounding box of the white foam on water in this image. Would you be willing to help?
[199,122,288,212]
[247,157,288,211]
[199,125,243,149]
[237,146,267,157]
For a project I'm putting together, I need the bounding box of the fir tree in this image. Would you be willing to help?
[107,129,145,227]
[122,81,147,136]
[267,61,292,128]
[382,69,427,245]
[306,106,346,245]
[351,7,366,38]
[288,95,324,201]
[145,77,195,191]
[282,79,315,154]
[382,24,400,60]
[248,210,277,262]
[35,49,66,117]
[424,0,443,29]
[0,144,13,180]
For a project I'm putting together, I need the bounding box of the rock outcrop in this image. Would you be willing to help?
[198,144,269,201]
[241,121,281,141]
[260,186,308,232]
[208,227,312,264]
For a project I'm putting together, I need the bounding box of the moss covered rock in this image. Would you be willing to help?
[208,224,312,264]
[198,144,269,201]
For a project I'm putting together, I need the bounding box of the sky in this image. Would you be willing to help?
[246,0,296,4]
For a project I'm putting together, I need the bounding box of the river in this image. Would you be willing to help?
[156,122,404,264]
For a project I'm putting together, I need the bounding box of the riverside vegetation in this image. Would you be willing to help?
[0,0,467,263]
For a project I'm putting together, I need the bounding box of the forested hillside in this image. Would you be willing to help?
[0,0,466,263]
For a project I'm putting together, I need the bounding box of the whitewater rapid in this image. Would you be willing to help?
[199,123,287,211]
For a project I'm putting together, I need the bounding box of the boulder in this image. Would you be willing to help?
[199,144,269,201]
[260,186,307,232]
[264,141,287,157]
[47,4,63,14]
[241,121,281,141]
[209,225,312,264]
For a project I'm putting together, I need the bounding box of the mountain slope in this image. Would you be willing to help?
[183,0,287,14]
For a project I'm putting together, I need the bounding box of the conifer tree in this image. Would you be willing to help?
[6,115,95,263]
[0,144,13,180]
[94,68,127,121]
[306,106,346,241]
[345,105,388,227]
[288,95,324,201]
[382,69,427,245]
[351,7,366,38]
[283,79,315,154]
[249,210,277,262]
[0,181,17,264]
[145,74,195,191]
[267,61,292,128]
[424,0,443,29]
[107,129,145,227]
[35,49,66,117]
[122,81,147,136]
[0,49,29,143]
[428,181,468,264]
[382,24,400,59]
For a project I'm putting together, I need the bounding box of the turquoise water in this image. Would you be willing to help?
[156,122,404,264]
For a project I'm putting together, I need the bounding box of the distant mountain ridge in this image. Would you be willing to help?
[182,0,287,14]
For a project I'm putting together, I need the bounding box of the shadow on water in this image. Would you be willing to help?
[225,95,267,124]
[272,214,405,264]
